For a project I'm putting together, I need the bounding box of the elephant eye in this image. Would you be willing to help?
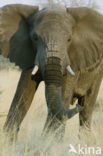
[32,33,39,42]
[67,38,71,42]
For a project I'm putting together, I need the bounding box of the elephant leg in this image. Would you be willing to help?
[3,68,41,141]
[79,77,102,129]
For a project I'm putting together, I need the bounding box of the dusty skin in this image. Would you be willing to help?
[0,69,103,156]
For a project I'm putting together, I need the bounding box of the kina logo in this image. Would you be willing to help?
[68,144,101,155]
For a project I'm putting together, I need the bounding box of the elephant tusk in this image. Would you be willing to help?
[32,65,39,75]
[66,65,75,76]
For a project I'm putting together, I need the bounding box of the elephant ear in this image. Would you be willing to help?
[0,4,39,69]
[67,7,103,72]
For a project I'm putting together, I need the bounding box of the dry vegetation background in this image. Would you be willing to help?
[0,56,103,156]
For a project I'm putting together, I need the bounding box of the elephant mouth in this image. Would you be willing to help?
[31,56,83,121]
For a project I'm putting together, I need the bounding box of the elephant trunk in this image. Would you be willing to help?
[31,52,83,120]
[44,57,83,120]
[44,57,63,119]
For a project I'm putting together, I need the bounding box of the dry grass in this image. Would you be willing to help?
[0,69,103,156]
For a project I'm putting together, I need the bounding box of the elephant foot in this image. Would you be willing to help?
[4,132,18,145]
[80,122,91,131]
[3,124,19,145]
[79,113,92,131]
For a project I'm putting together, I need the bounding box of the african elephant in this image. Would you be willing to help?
[0,4,103,140]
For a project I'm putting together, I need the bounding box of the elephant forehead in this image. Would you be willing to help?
[35,22,70,35]
[34,9,74,28]
[32,12,74,37]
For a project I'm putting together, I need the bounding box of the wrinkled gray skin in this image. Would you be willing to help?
[29,7,83,132]
[1,4,103,141]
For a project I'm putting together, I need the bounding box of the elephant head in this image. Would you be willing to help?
[1,4,103,130]
[29,6,79,120]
